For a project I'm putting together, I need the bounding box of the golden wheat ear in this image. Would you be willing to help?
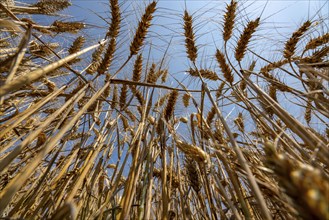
[67,36,85,64]
[215,81,225,99]
[119,84,128,109]
[182,93,190,107]
[97,37,116,75]
[111,84,118,109]
[304,98,312,124]
[132,54,143,82]
[188,68,219,81]
[86,43,105,74]
[183,10,198,62]
[175,139,209,164]
[146,63,157,83]
[235,18,260,62]
[106,0,121,39]
[304,32,329,52]
[185,157,202,193]
[32,0,71,14]
[164,90,178,121]
[96,0,121,75]
[264,141,329,220]
[51,20,85,33]
[206,106,216,126]
[233,112,244,133]
[284,20,311,59]
[129,1,157,56]
[260,59,290,75]
[223,0,237,42]
[216,49,233,84]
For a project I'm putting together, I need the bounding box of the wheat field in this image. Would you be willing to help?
[0,0,328,219]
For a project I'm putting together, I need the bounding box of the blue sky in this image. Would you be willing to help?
[66,0,328,64]
[69,1,328,25]
[55,0,328,133]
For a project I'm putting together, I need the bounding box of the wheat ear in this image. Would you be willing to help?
[284,20,311,59]
[106,0,120,39]
[183,10,197,62]
[234,112,244,133]
[86,43,105,74]
[119,84,127,109]
[98,37,116,75]
[130,1,156,56]
[206,106,216,126]
[216,81,225,99]
[175,140,209,163]
[67,36,85,64]
[216,49,233,84]
[304,33,329,51]
[164,90,178,121]
[223,0,237,42]
[32,0,71,14]
[188,68,219,81]
[146,63,157,83]
[132,54,143,82]
[111,84,118,109]
[305,99,312,124]
[185,157,202,193]
[235,18,260,62]
[51,20,85,33]
[182,93,190,108]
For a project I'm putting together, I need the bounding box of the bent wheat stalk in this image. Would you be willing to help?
[240,70,328,163]
[0,40,107,97]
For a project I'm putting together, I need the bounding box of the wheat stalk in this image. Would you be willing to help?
[1,1,328,219]
[0,41,106,97]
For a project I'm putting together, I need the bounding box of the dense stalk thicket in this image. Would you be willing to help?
[0,1,328,219]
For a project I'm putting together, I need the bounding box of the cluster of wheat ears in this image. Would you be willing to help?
[0,0,328,219]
